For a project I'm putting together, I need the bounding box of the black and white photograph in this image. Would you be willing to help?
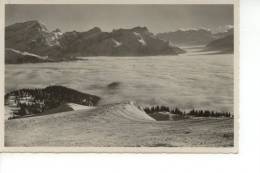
[2,2,238,152]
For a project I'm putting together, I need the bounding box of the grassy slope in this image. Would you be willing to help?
[5,103,233,147]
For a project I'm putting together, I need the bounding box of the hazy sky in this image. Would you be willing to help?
[5,4,234,33]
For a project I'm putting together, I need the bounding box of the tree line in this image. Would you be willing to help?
[143,105,233,118]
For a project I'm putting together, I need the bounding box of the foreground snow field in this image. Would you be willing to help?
[5,102,233,147]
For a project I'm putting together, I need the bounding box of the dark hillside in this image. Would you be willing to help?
[5,85,100,117]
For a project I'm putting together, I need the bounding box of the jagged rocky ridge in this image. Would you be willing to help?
[5,20,185,63]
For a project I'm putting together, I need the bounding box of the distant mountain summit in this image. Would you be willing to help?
[156,28,234,48]
[206,34,234,53]
[5,20,185,64]
[5,20,62,56]
[157,28,214,46]
[213,28,234,40]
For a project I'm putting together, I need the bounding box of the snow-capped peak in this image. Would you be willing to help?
[168,41,175,47]
[133,32,147,46]
[51,29,63,38]
[111,38,122,47]
[47,29,63,46]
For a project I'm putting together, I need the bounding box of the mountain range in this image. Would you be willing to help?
[5,20,185,64]
[157,28,234,47]
[5,21,234,64]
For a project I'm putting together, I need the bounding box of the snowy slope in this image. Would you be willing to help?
[5,102,233,147]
